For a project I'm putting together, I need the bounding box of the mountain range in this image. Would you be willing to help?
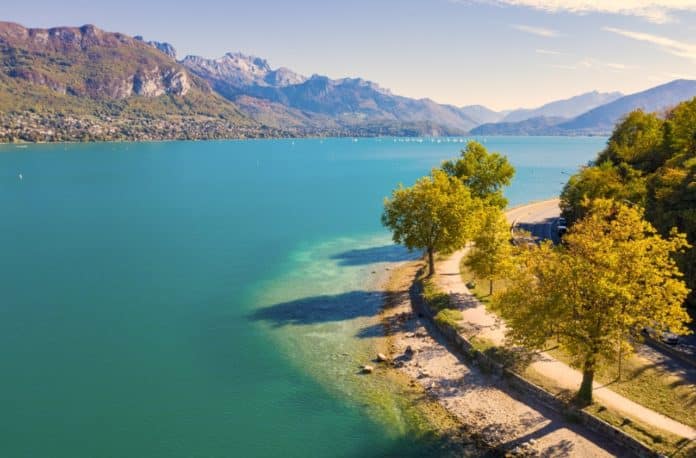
[1,20,696,142]
[471,80,696,136]
[181,52,493,136]
[500,91,623,123]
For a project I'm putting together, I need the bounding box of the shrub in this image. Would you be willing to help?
[435,308,463,329]
[422,279,451,312]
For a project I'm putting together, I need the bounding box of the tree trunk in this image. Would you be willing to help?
[617,343,623,382]
[577,358,595,406]
[489,279,493,296]
[427,248,435,277]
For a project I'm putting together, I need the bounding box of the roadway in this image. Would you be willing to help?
[506,198,562,244]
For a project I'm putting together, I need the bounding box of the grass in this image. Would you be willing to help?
[523,365,574,399]
[469,335,496,352]
[434,309,463,329]
[458,258,507,307]
[547,345,696,429]
[586,404,696,457]
[421,275,464,332]
[422,277,452,312]
[524,366,696,457]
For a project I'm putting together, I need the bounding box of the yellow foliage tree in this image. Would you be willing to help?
[382,170,481,276]
[465,207,514,295]
[492,199,691,404]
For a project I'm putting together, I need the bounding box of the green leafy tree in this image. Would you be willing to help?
[560,160,646,224]
[562,99,696,308]
[382,169,480,276]
[596,110,666,173]
[664,96,696,162]
[441,141,515,208]
[465,207,513,295]
[492,199,691,405]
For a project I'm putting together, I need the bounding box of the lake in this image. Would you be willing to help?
[0,137,605,457]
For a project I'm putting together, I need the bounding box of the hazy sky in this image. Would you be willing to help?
[4,1,696,110]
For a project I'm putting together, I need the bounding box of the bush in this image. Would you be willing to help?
[483,346,533,371]
[435,308,463,329]
[422,278,451,312]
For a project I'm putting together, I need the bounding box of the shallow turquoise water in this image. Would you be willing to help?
[0,137,606,457]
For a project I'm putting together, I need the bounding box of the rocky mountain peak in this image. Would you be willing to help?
[265,67,307,86]
[335,77,391,95]
[181,52,306,89]
[220,52,272,75]
[134,35,177,59]
[0,21,131,52]
[0,22,194,99]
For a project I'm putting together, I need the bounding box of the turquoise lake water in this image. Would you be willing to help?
[0,137,606,457]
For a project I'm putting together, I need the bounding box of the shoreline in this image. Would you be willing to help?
[375,260,490,455]
[249,237,485,455]
[0,134,609,147]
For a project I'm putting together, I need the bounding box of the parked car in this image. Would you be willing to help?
[556,217,568,237]
[662,332,680,345]
[642,326,680,345]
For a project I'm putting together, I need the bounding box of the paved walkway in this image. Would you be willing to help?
[434,199,696,441]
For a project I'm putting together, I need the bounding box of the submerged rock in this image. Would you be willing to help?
[376,353,388,362]
[361,365,374,374]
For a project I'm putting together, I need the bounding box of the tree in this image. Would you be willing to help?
[596,110,666,173]
[560,160,646,224]
[664,96,696,161]
[441,141,515,208]
[492,199,691,405]
[561,100,696,308]
[382,169,480,276]
[465,207,514,295]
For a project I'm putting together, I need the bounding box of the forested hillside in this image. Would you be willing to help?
[561,97,696,307]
